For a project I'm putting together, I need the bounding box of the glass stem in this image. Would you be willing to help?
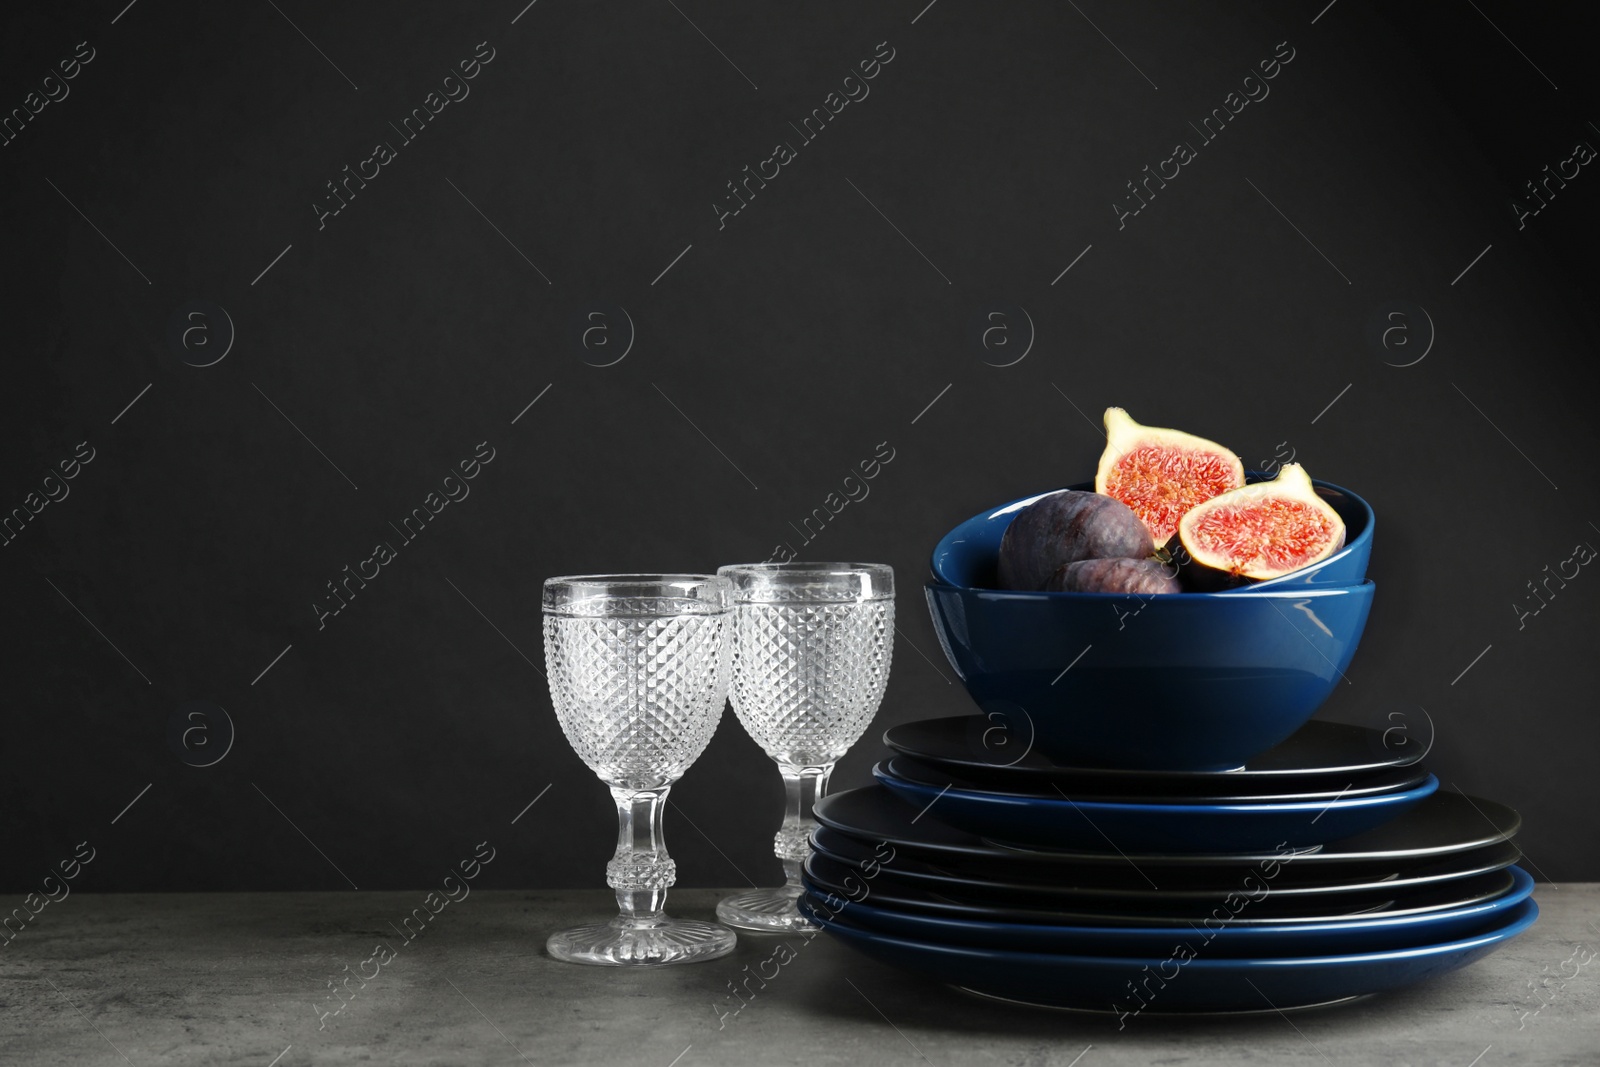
[774,764,833,893]
[607,786,674,926]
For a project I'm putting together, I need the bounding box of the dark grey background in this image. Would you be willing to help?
[2,0,1596,895]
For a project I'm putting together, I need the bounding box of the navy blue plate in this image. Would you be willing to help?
[873,761,1439,852]
[884,753,1421,804]
[882,716,1427,795]
[814,787,1518,868]
[800,895,1538,1013]
[804,852,1518,926]
[800,867,1533,957]
[810,826,1523,901]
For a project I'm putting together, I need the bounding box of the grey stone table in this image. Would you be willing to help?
[2,887,1596,1066]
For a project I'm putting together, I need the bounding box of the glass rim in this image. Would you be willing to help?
[542,573,732,615]
[716,562,894,601]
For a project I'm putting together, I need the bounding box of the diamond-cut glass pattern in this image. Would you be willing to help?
[544,598,730,790]
[727,598,894,767]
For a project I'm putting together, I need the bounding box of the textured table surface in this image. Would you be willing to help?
[2,886,1596,1066]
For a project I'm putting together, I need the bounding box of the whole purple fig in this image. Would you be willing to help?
[1045,556,1182,595]
[997,491,1155,591]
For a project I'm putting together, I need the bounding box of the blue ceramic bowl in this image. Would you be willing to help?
[923,579,1375,771]
[930,473,1374,593]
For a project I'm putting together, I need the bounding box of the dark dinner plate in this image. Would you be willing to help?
[799,894,1539,1013]
[810,825,1523,901]
[873,760,1438,852]
[883,716,1425,795]
[813,785,1519,868]
[803,852,1519,927]
[799,867,1535,957]
[883,753,1429,803]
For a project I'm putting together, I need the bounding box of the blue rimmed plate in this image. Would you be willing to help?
[800,867,1533,956]
[883,753,1421,804]
[882,716,1428,796]
[809,825,1523,901]
[813,786,1519,869]
[873,762,1438,852]
[803,853,1517,926]
[799,895,1538,1013]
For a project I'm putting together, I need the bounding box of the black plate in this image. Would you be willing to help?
[804,852,1518,927]
[883,716,1425,794]
[813,785,1519,868]
[884,754,1430,804]
[812,825,1522,901]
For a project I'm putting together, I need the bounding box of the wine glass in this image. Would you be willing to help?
[542,574,737,967]
[714,563,895,932]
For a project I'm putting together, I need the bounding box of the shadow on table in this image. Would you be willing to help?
[776,939,1460,1044]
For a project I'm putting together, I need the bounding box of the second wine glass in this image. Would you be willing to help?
[715,562,894,932]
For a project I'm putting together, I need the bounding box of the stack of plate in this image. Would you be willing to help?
[800,716,1537,1014]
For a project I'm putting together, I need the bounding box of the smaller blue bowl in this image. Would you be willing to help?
[873,761,1438,852]
[930,473,1374,593]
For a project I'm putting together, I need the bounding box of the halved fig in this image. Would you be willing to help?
[1175,463,1346,582]
[1094,408,1245,544]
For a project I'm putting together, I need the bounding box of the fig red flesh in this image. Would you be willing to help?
[1095,408,1245,543]
[1176,463,1345,581]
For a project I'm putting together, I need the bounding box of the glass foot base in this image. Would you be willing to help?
[546,916,735,967]
[716,886,818,933]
